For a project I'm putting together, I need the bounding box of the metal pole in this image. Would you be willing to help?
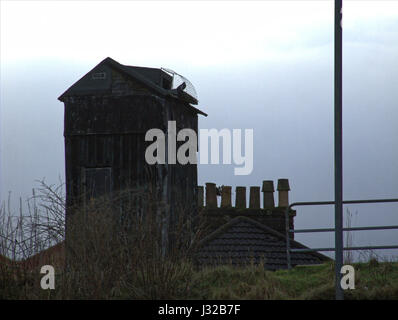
[334,0,344,300]
[285,206,292,269]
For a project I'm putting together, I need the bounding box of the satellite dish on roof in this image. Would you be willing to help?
[161,67,198,103]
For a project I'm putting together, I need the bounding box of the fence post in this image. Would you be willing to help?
[285,205,292,269]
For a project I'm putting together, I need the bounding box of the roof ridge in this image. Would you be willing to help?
[197,216,330,262]
[58,57,205,113]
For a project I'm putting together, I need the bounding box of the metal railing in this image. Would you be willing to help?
[284,198,398,269]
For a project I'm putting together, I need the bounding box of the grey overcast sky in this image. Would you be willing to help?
[1,1,398,260]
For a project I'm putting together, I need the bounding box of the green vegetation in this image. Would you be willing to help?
[1,181,398,300]
[2,259,398,300]
[186,260,398,300]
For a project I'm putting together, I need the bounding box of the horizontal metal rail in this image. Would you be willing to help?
[292,245,398,253]
[293,225,398,233]
[285,198,398,269]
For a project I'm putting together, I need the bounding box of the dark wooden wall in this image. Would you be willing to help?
[63,79,199,251]
[64,95,164,202]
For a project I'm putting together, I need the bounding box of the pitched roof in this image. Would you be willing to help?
[195,216,330,270]
[20,241,65,271]
[58,57,207,116]
[0,253,13,266]
[0,242,65,274]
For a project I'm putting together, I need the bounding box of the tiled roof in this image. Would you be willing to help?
[20,242,65,271]
[195,216,330,270]
[58,57,207,116]
[0,242,65,271]
[0,253,13,265]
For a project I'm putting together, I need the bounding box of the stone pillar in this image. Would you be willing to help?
[262,180,275,208]
[197,186,204,207]
[221,186,232,208]
[249,186,260,209]
[277,179,290,207]
[235,186,246,209]
[205,183,217,208]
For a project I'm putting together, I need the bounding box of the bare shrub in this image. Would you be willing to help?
[344,208,355,264]
[0,179,65,261]
[0,179,66,299]
[59,186,205,299]
[1,180,205,299]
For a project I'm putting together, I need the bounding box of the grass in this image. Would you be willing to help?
[2,250,398,299]
[187,260,398,300]
[1,181,398,300]
[274,263,334,298]
[188,263,286,299]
